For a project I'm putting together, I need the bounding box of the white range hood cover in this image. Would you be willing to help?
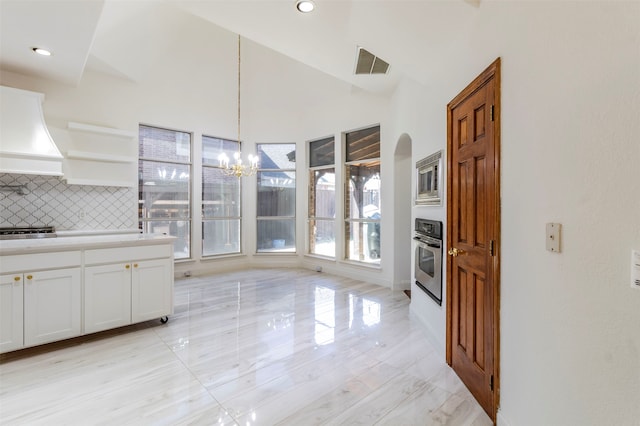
[0,85,63,176]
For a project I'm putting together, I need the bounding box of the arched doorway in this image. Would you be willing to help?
[393,133,412,290]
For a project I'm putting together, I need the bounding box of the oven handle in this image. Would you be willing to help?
[413,236,441,249]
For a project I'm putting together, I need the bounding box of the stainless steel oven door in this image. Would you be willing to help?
[414,235,443,305]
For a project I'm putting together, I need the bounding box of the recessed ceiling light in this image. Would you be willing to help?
[296,0,315,13]
[32,47,52,56]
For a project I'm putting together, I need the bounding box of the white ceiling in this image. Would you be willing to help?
[0,0,481,95]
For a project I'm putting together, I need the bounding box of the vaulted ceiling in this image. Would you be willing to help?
[0,0,482,95]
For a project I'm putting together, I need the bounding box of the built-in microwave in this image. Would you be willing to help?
[415,150,443,205]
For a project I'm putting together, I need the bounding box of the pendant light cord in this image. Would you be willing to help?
[237,34,241,147]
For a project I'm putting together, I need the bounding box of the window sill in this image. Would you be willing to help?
[338,259,382,271]
[254,251,298,256]
[201,253,248,262]
[304,253,336,262]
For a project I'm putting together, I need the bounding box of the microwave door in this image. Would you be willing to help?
[419,167,433,193]
[418,165,436,195]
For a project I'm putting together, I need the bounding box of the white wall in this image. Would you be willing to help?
[392,133,412,291]
[393,1,640,425]
[389,75,449,353]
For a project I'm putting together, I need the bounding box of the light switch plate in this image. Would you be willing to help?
[632,250,640,290]
[546,223,561,253]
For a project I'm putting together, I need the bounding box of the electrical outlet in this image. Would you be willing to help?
[78,208,85,219]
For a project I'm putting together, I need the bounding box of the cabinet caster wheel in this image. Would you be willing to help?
[160,316,169,324]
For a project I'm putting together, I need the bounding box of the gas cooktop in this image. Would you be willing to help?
[0,226,57,240]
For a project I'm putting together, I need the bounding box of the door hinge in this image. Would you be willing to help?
[489,240,495,256]
[490,105,495,122]
[490,374,494,391]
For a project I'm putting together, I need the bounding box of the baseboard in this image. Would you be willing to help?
[409,307,446,360]
[301,257,392,288]
[497,409,512,426]
[393,279,411,291]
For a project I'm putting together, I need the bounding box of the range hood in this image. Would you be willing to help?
[0,85,63,176]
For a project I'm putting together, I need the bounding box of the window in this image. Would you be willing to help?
[344,125,381,264]
[138,125,191,260]
[256,143,296,253]
[202,136,241,256]
[308,137,335,257]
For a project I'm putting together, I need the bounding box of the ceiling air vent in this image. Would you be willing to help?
[355,47,390,75]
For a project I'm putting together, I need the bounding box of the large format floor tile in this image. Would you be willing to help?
[0,268,492,425]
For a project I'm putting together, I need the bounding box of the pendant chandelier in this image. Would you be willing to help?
[218,35,258,177]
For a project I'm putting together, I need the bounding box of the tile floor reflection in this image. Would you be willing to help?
[0,268,492,425]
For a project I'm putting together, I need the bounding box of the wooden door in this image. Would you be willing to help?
[446,58,500,421]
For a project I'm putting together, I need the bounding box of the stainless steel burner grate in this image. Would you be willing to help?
[0,226,57,240]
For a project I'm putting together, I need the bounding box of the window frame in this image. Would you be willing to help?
[308,136,336,258]
[201,135,243,257]
[138,124,193,260]
[256,143,297,254]
[343,125,381,265]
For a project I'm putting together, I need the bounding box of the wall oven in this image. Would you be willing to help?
[414,218,443,305]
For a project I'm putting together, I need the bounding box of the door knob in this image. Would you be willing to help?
[448,247,466,257]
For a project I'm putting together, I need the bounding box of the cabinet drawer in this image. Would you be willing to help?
[84,244,172,265]
[0,251,82,274]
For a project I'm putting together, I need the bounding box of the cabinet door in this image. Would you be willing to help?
[0,274,24,353]
[24,268,82,347]
[84,263,132,333]
[131,259,173,323]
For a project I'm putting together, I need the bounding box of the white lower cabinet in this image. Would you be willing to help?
[84,263,132,333]
[0,241,173,354]
[0,267,82,352]
[84,257,172,332]
[24,268,82,346]
[0,274,24,353]
[131,258,173,323]
[84,244,173,333]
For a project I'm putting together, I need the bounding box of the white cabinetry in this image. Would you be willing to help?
[84,263,132,333]
[0,274,23,353]
[24,268,82,346]
[0,251,82,353]
[131,258,173,323]
[0,238,174,354]
[84,244,173,333]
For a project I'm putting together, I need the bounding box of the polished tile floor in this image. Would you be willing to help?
[0,268,492,425]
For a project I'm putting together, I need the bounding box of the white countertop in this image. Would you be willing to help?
[0,233,176,256]
[55,228,142,237]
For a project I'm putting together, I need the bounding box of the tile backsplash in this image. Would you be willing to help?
[0,174,137,230]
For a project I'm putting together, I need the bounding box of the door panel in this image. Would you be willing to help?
[0,274,23,353]
[447,58,500,421]
[84,263,132,333]
[24,268,82,347]
[131,258,172,323]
